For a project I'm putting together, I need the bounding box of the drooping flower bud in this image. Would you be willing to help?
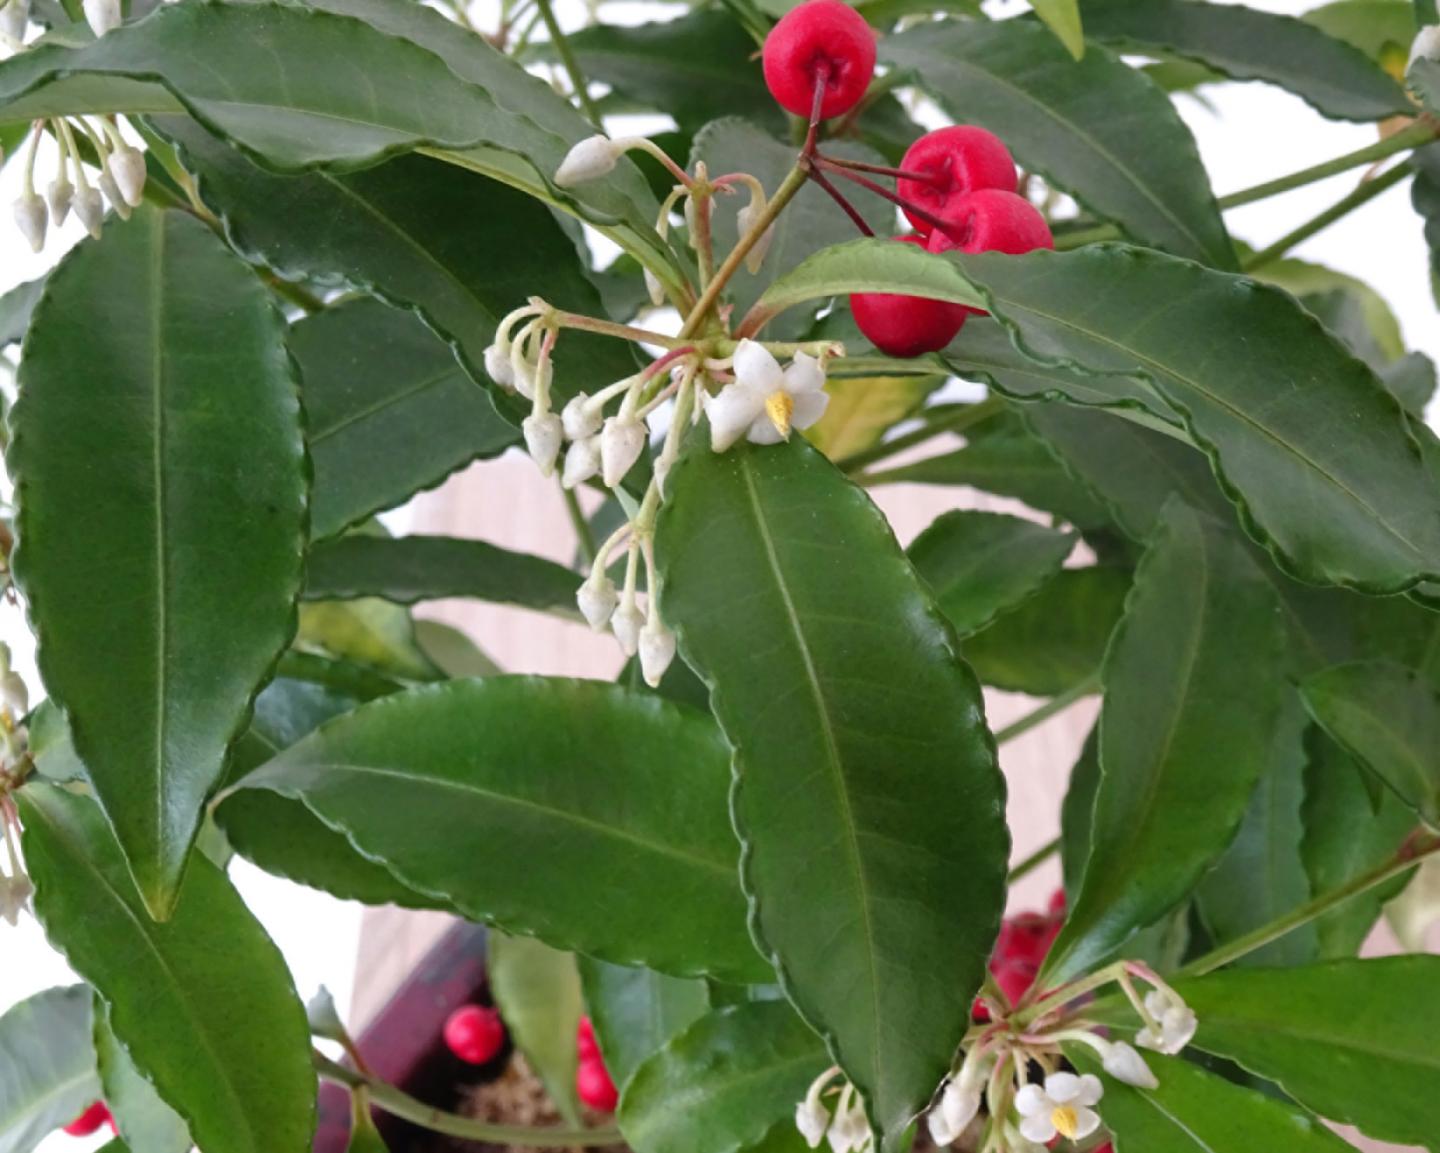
[0,0,30,47]
[72,182,103,239]
[82,0,120,35]
[577,576,619,631]
[45,178,74,227]
[561,392,602,441]
[737,198,775,274]
[639,621,676,687]
[611,600,644,656]
[1102,1040,1158,1089]
[107,146,147,207]
[562,435,601,490]
[12,192,47,253]
[97,168,131,221]
[555,135,625,187]
[600,416,646,488]
[522,412,563,476]
[483,341,515,387]
[1411,24,1440,68]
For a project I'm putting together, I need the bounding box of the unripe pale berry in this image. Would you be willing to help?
[443,1004,506,1065]
[897,126,1017,237]
[762,0,876,120]
[925,189,1054,256]
[576,1055,619,1112]
[849,235,967,358]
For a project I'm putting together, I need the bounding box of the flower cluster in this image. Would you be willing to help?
[7,118,147,253]
[0,644,30,928]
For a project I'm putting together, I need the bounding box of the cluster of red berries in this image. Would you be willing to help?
[982,888,1066,1017]
[62,1101,114,1138]
[575,1016,618,1112]
[761,0,1054,359]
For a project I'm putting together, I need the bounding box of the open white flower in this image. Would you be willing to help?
[1014,1072,1103,1144]
[708,341,828,452]
[1137,989,1197,1055]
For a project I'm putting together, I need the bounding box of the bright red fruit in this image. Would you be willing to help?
[925,189,1054,255]
[762,0,876,120]
[897,126,1017,236]
[991,958,1040,1008]
[443,1004,506,1065]
[576,1015,600,1062]
[1048,887,1067,916]
[850,234,967,357]
[63,1102,111,1137]
[576,1056,619,1112]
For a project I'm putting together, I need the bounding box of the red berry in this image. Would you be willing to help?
[763,0,876,120]
[63,1102,111,1137]
[1048,888,1067,917]
[443,1004,506,1065]
[990,957,1039,1007]
[925,189,1054,256]
[897,127,1017,237]
[1096,1145,1114,1153]
[850,235,968,357]
[576,1015,601,1062]
[995,912,1058,967]
[576,1056,619,1112]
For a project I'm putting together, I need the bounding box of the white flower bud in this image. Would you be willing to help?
[940,1081,981,1134]
[1411,24,1440,68]
[555,135,623,187]
[644,266,665,307]
[611,600,644,656]
[72,183,103,239]
[562,435,601,490]
[45,178,73,227]
[796,1100,830,1149]
[0,671,27,716]
[107,146,147,207]
[926,1108,959,1149]
[0,875,32,927]
[737,200,775,274]
[561,392,602,441]
[97,168,131,220]
[639,621,676,687]
[82,0,120,35]
[0,0,29,46]
[13,192,47,253]
[522,411,562,476]
[1103,1040,1159,1089]
[600,416,646,488]
[483,342,515,387]
[577,576,618,631]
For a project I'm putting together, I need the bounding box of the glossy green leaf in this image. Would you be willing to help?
[1060,727,1100,899]
[1194,692,1317,967]
[1254,254,1407,363]
[1382,352,1438,417]
[656,435,1008,1143]
[488,933,584,1124]
[19,783,316,1153]
[805,376,939,462]
[0,986,99,1153]
[304,535,581,614]
[1305,0,1416,62]
[289,300,516,541]
[619,1003,826,1153]
[236,677,767,982]
[962,566,1130,695]
[1300,660,1440,828]
[296,600,439,682]
[93,997,190,1153]
[1415,146,1440,309]
[1411,57,1440,113]
[1045,502,1285,983]
[1420,0,1439,26]
[10,207,306,916]
[1301,730,1417,957]
[346,1093,389,1153]
[1080,0,1411,120]
[1172,957,1440,1147]
[0,276,42,347]
[882,21,1234,267]
[1068,1046,1352,1153]
[1032,0,1085,58]
[413,621,504,679]
[908,510,1074,636]
[577,958,711,1094]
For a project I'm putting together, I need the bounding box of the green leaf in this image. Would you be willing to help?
[805,376,940,462]
[1068,1046,1352,1153]
[1300,660,1440,828]
[1032,0,1085,58]
[882,21,1234,267]
[1420,0,1439,27]
[1171,957,1440,1148]
[1382,352,1438,417]
[289,300,516,541]
[656,435,1008,1143]
[235,677,767,982]
[0,986,99,1153]
[1080,0,1412,121]
[1302,730,1417,957]
[19,783,316,1153]
[908,510,1074,636]
[0,276,43,347]
[1194,691,1317,967]
[304,535,581,614]
[1045,502,1285,984]
[962,566,1130,695]
[296,600,440,682]
[1253,254,1406,363]
[488,933,585,1124]
[413,620,503,678]
[695,119,894,340]
[1411,56,1440,112]
[1060,726,1100,899]
[619,1003,826,1153]
[1416,145,1440,310]
[577,958,710,1094]
[10,207,306,917]
[163,120,639,425]
[1304,0,1416,63]
[93,996,190,1153]
[346,1093,389,1153]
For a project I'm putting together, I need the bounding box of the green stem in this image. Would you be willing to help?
[1176,831,1440,979]
[315,1054,622,1148]
[1009,836,1061,884]
[563,485,598,567]
[994,672,1102,746]
[838,396,1005,474]
[1243,161,1413,272]
[533,0,601,128]
[1221,121,1435,210]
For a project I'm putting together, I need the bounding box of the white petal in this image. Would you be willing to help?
[1013,1085,1049,1117]
[1,671,29,715]
[562,392,601,440]
[925,1109,957,1148]
[746,411,785,446]
[1045,1072,1083,1104]
[1136,1025,1162,1052]
[82,0,119,35]
[1144,991,1168,1019]
[941,1083,980,1133]
[555,135,620,187]
[484,343,515,387]
[784,351,826,394]
[1076,1073,1104,1107]
[790,388,830,431]
[1018,1114,1056,1144]
[1103,1041,1158,1090]
[733,339,783,393]
[577,579,618,631]
[1072,1106,1101,1139]
[708,384,765,452]
[796,1102,829,1148]
[1412,25,1440,68]
[0,0,29,44]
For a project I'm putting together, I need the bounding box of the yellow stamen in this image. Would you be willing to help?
[1051,1106,1079,1140]
[765,391,794,439]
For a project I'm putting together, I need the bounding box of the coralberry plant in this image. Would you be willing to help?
[0,1,1439,1152]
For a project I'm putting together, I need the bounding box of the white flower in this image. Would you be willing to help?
[708,342,829,452]
[1411,24,1440,68]
[927,1078,980,1147]
[737,199,775,274]
[0,0,30,47]
[562,436,601,489]
[1137,989,1197,1056]
[1,672,28,716]
[577,576,618,631]
[826,1094,871,1153]
[1103,1039,1158,1089]
[600,416,646,488]
[555,135,625,187]
[1015,1072,1103,1144]
[107,146,147,207]
[796,1098,830,1149]
[639,621,676,687]
[82,0,120,35]
[562,393,602,441]
[0,875,31,927]
[45,178,73,227]
[13,192,46,253]
[484,341,515,387]
[73,182,103,239]
[523,412,562,476]
[611,600,644,656]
